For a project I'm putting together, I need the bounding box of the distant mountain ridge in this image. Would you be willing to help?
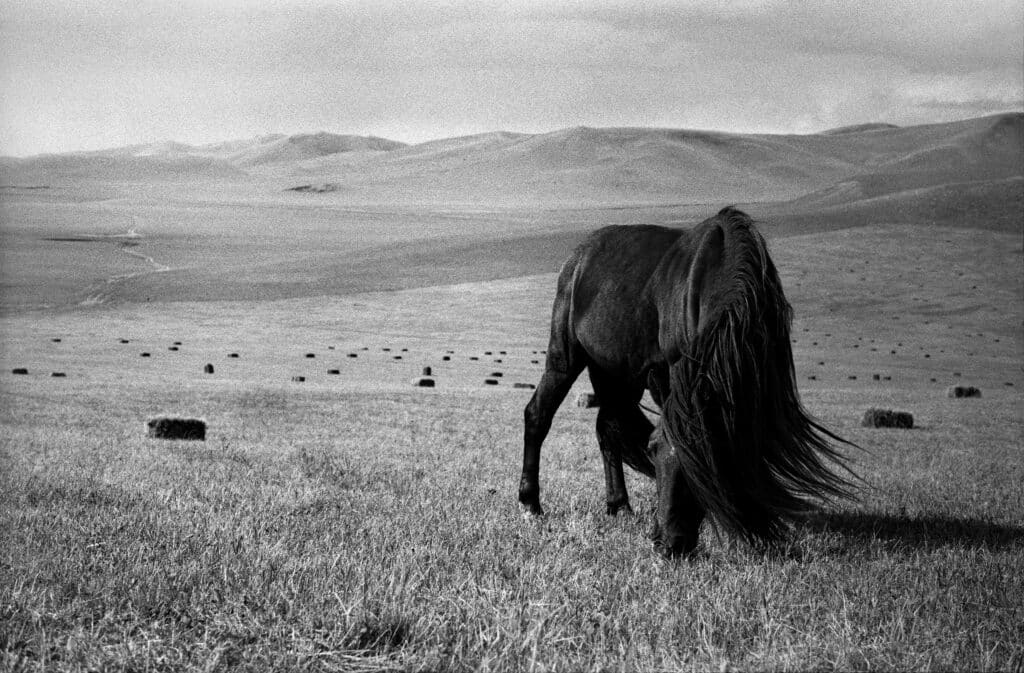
[1,113,1020,209]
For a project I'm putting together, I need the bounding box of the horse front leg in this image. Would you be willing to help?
[595,402,655,515]
[597,418,631,515]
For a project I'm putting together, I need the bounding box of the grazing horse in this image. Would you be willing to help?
[519,207,854,557]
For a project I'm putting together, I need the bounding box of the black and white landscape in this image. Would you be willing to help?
[1,2,1021,670]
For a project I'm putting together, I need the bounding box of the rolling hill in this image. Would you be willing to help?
[0,152,247,182]
[2,113,1020,209]
[225,132,407,166]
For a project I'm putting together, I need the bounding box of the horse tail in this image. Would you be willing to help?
[661,207,856,547]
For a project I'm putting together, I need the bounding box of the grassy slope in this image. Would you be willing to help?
[3,184,1020,310]
[1,221,1022,670]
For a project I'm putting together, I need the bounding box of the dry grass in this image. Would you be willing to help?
[1,185,1022,670]
[1,377,1022,671]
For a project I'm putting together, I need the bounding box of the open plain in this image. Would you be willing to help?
[1,115,1022,670]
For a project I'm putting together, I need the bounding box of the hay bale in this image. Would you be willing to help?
[382,347,391,352]
[11,368,28,375]
[411,376,435,387]
[140,352,151,357]
[489,372,503,377]
[229,353,239,358]
[422,366,432,376]
[305,353,316,358]
[327,369,340,375]
[484,351,493,355]
[947,385,982,398]
[576,392,599,408]
[51,372,66,378]
[807,375,817,380]
[513,382,536,389]
[292,376,305,382]
[347,353,358,358]
[173,341,182,346]
[442,356,451,361]
[872,374,880,381]
[861,408,914,429]
[147,417,206,441]
[204,363,214,374]
[393,355,403,360]
[494,359,503,363]
[120,339,130,344]
[169,346,179,351]
[470,356,479,361]
[484,379,499,386]
[51,338,61,342]
[531,360,540,364]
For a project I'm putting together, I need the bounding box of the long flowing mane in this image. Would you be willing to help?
[660,208,855,546]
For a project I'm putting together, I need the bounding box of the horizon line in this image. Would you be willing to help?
[2,109,1021,159]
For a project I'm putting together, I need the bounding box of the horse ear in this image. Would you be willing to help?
[686,224,725,339]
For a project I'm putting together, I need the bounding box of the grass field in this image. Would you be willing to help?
[2,378,1020,671]
[1,201,1022,670]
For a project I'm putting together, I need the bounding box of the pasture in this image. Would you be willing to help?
[1,190,1022,670]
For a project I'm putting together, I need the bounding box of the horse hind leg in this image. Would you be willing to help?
[520,355,585,516]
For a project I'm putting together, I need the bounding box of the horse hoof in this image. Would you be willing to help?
[606,502,634,516]
[653,542,683,560]
[519,502,545,519]
[653,537,697,560]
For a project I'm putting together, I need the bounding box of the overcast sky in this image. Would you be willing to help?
[1,0,1021,156]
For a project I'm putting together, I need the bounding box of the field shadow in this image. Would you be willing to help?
[801,510,1024,551]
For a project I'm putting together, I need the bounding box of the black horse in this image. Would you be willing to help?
[519,207,854,557]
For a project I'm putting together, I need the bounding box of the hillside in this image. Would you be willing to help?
[226,133,407,166]
[0,153,246,183]
[1,113,1020,207]
[264,113,1021,205]
[0,132,407,183]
